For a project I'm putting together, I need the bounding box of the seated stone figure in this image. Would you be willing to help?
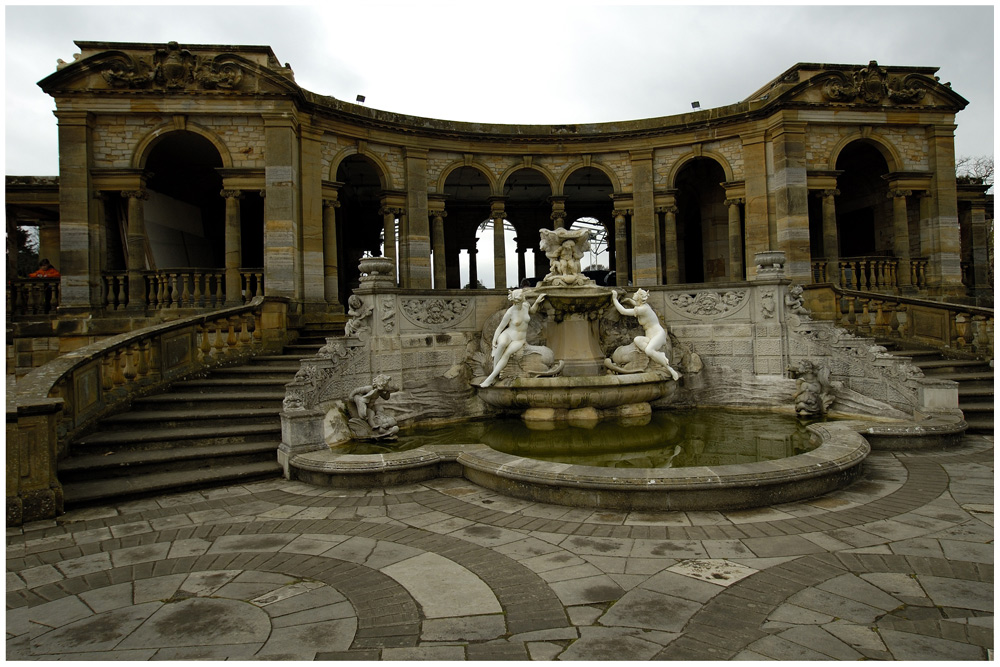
[608,289,681,381]
[347,374,399,440]
[481,289,547,387]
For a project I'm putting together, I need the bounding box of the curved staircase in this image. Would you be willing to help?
[58,322,342,507]
[880,340,994,435]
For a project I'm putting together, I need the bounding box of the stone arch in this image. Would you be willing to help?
[666,150,734,189]
[436,160,498,195]
[132,121,233,170]
[328,146,393,191]
[556,161,622,195]
[828,133,903,173]
[498,163,558,195]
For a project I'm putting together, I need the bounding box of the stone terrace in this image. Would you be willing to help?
[7,434,992,660]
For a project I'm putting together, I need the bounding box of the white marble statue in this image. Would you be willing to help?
[481,289,547,387]
[539,228,591,284]
[610,288,681,381]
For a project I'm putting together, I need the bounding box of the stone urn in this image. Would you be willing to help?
[358,255,395,288]
[754,250,787,276]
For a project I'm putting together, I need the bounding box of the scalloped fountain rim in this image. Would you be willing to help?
[286,413,965,511]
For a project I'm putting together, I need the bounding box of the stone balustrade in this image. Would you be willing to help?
[6,278,60,317]
[809,257,929,292]
[6,296,286,526]
[100,268,265,311]
[833,288,993,360]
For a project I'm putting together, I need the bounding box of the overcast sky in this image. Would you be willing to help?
[4,2,995,177]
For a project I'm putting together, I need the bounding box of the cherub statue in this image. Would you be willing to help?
[481,289,547,387]
[785,284,811,318]
[344,294,373,338]
[610,289,681,381]
[348,374,399,439]
[789,360,838,417]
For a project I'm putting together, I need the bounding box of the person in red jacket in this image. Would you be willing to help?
[29,258,60,278]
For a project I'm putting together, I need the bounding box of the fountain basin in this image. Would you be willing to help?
[287,420,870,511]
[477,371,670,422]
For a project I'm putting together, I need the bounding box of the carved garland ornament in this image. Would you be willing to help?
[101,42,244,91]
[669,290,747,317]
[822,61,926,105]
[400,297,472,328]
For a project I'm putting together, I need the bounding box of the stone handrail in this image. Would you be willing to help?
[6,278,60,318]
[102,267,265,311]
[7,296,283,525]
[829,287,993,360]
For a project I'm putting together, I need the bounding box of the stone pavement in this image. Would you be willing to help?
[7,435,993,660]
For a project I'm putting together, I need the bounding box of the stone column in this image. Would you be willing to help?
[300,127,325,308]
[925,125,963,296]
[397,208,410,288]
[725,197,745,280]
[741,130,770,278]
[322,197,341,306]
[55,111,100,311]
[549,196,567,229]
[468,245,479,288]
[613,209,630,286]
[771,121,811,283]
[490,200,507,289]
[889,189,913,290]
[405,148,432,288]
[515,238,527,286]
[379,203,398,282]
[630,150,658,286]
[38,222,61,272]
[660,200,679,284]
[221,189,244,305]
[263,113,302,301]
[967,197,990,299]
[121,188,149,310]
[820,189,840,284]
[430,210,447,289]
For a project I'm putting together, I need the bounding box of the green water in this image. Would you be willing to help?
[338,408,821,469]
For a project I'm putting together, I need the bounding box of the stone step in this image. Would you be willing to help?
[98,407,280,431]
[61,460,281,506]
[912,358,993,371]
[208,366,303,379]
[133,391,285,411]
[922,370,995,383]
[959,401,995,414]
[59,440,277,479]
[964,416,993,434]
[172,377,291,389]
[958,384,994,398]
[72,422,282,453]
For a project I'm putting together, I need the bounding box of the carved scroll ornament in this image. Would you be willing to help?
[822,61,926,105]
[100,42,245,91]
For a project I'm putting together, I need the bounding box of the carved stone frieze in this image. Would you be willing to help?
[380,296,396,333]
[669,290,747,317]
[282,340,371,412]
[99,42,246,91]
[822,61,926,105]
[400,297,472,328]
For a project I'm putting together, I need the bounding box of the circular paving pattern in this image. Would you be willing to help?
[7,435,992,660]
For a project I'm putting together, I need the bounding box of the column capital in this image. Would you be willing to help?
[818,188,840,198]
[612,208,632,218]
[322,198,341,209]
[428,209,447,219]
[120,189,149,201]
[656,204,678,215]
[220,189,245,200]
[724,197,745,207]
[888,189,912,199]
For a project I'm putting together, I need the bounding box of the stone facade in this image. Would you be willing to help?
[17,42,986,323]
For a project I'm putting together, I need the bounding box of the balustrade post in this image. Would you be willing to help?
[213,320,227,359]
[112,349,126,387]
[123,345,137,383]
[137,339,150,379]
[198,324,212,363]
[858,299,871,334]
[226,316,239,354]
[873,300,889,337]
[954,313,970,349]
[101,354,114,391]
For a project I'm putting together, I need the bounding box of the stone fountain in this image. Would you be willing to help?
[475,227,680,425]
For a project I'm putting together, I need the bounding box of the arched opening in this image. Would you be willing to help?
[565,167,614,284]
[834,142,891,258]
[337,155,385,302]
[443,166,492,288]
[675,158,728,283]
[141,131,230,270]
[502,168,552,287]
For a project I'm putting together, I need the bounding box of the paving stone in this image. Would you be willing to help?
[381,645,466,660]
[421,613,506,641]
[547,574,624,606]
[815,573,902,611]
[640,569,727,603]
[598,588,702,632]
[28,594,94,629]
[880,628,986,660]
[30,601,162,655]
[381,552,501,618]
[117,597,271,649]
[526,640,565,660]
[259,617,357,655]
[19,564,64,588]
[917,575,993,612]
[785,587,886,624]
[558,626,662,660]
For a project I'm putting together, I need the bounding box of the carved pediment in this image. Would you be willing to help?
[39,41,299,97]
[756,61,969,112]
